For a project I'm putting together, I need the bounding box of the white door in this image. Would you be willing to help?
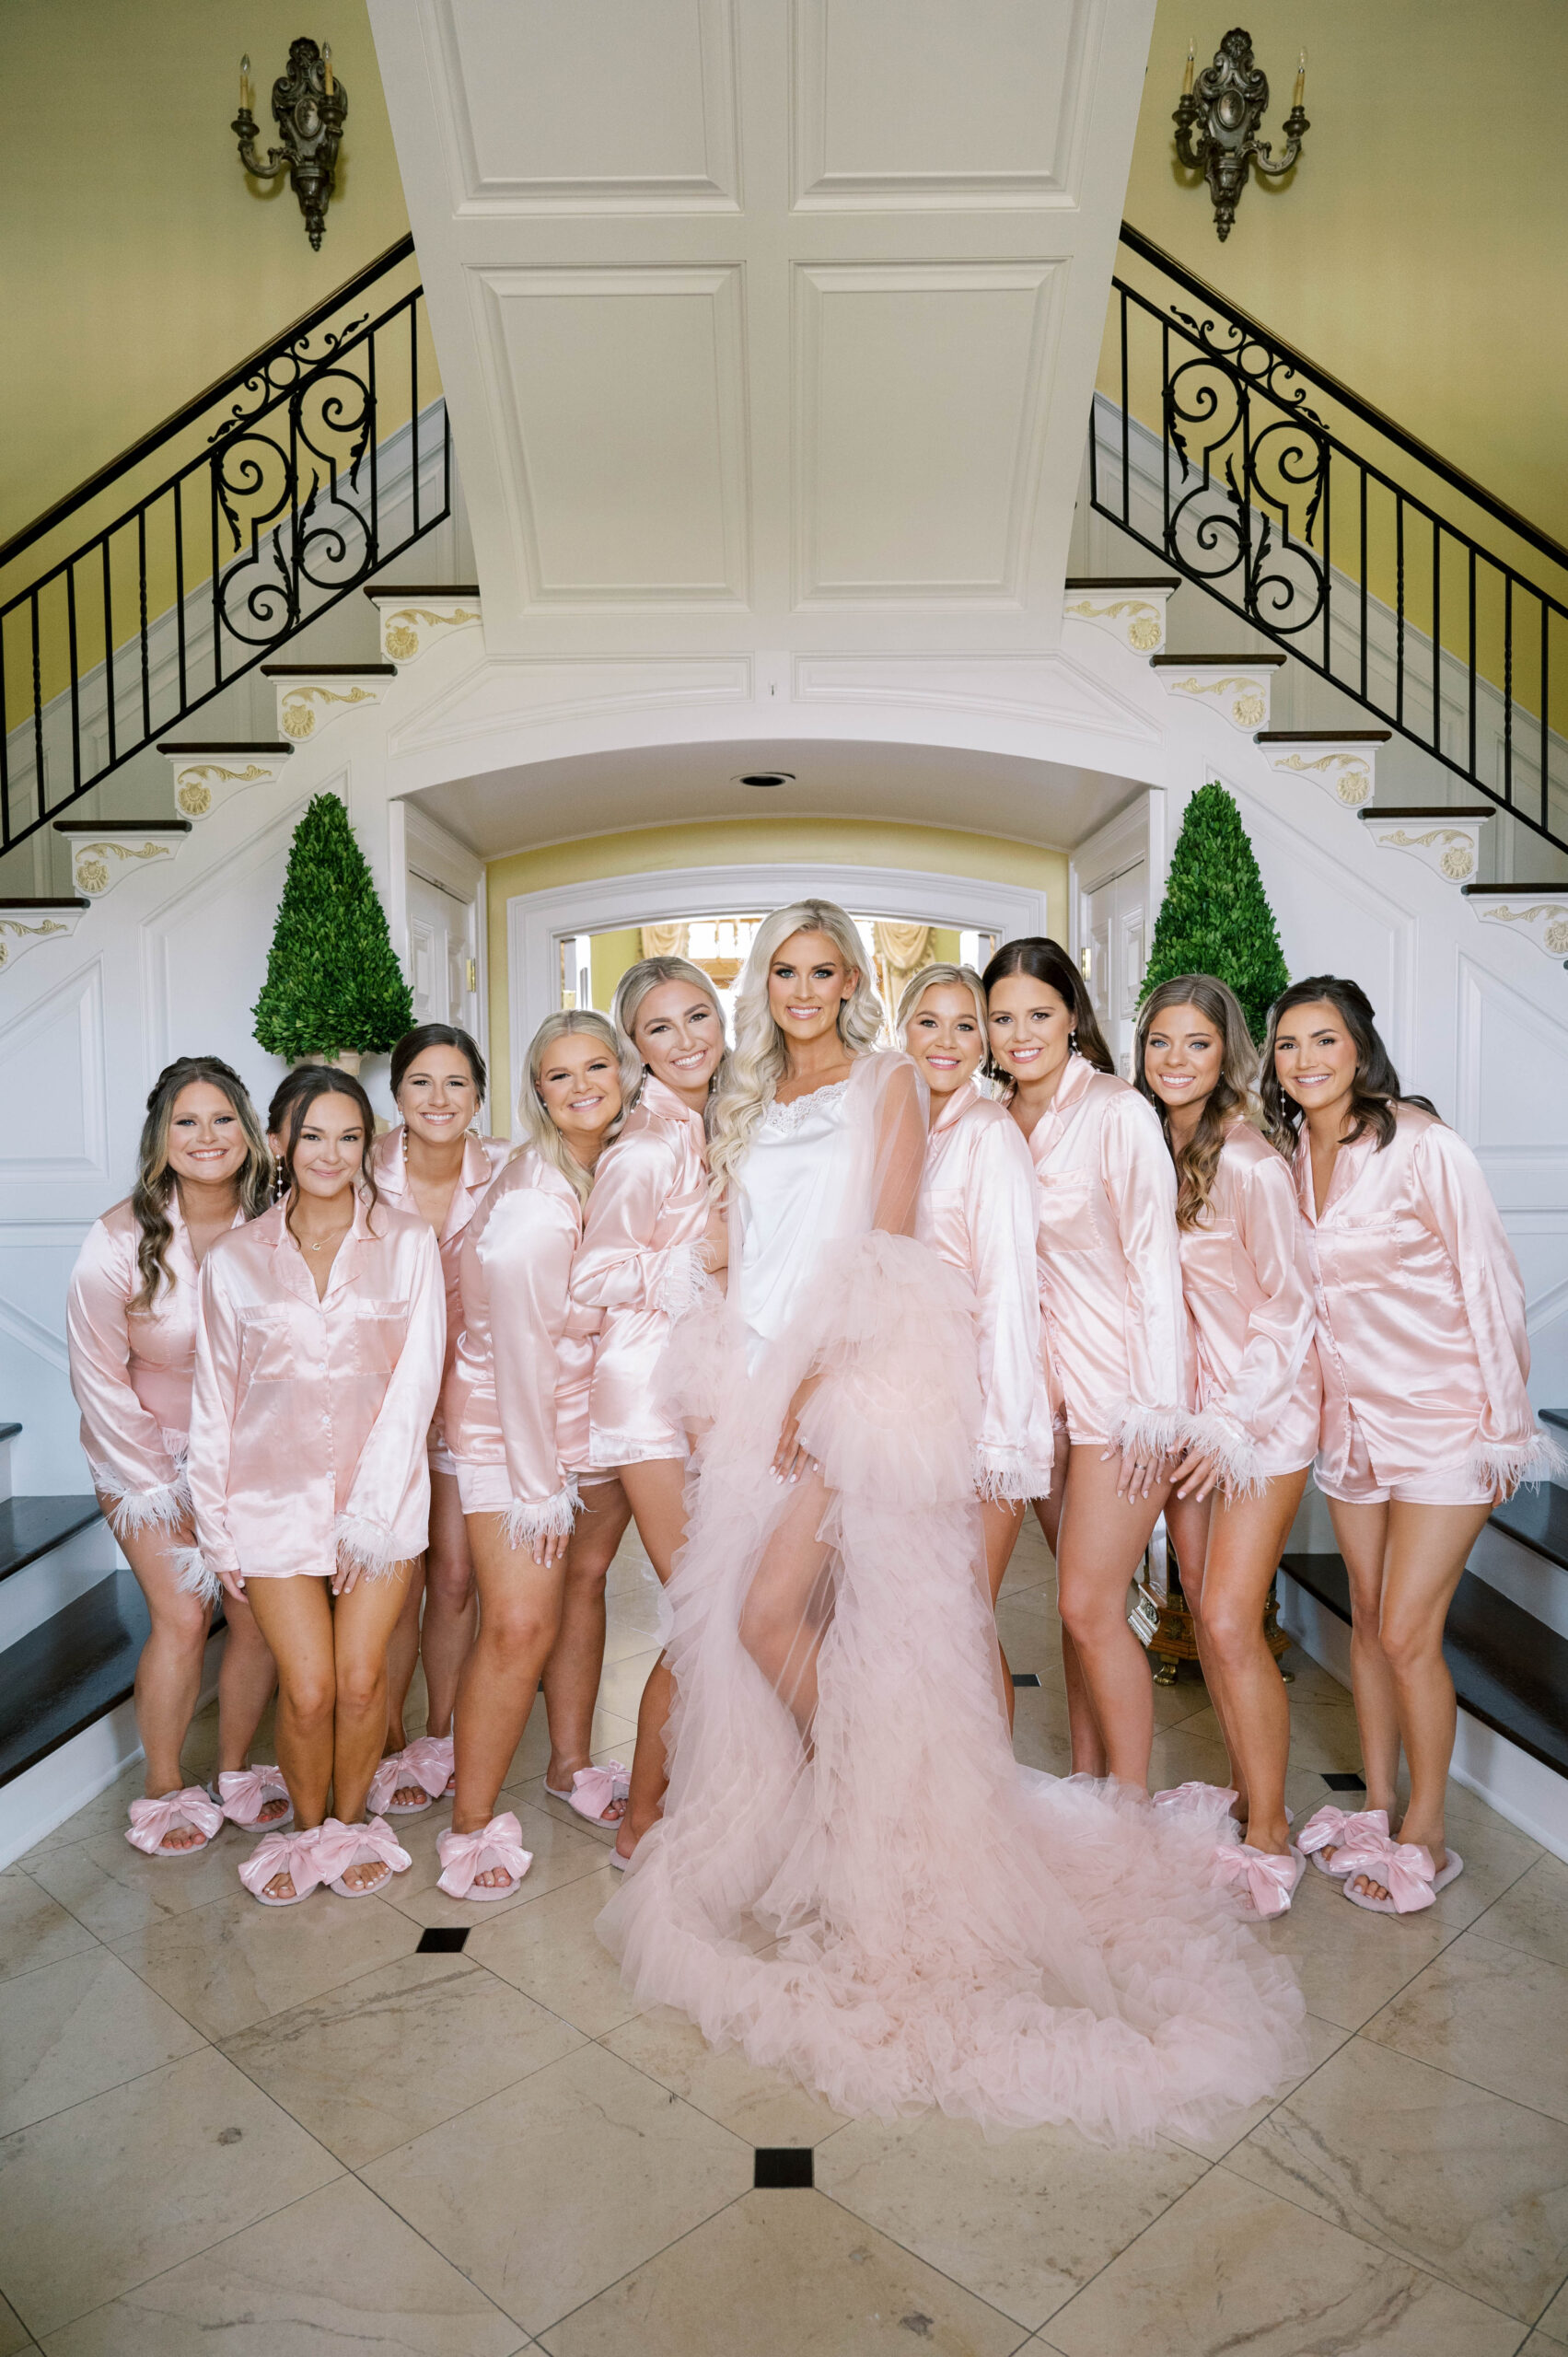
[407,872,481,1037]
[1079,860,1148,1075]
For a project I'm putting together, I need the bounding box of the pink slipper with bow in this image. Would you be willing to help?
[215,1765,293,1830]
[312,1815,412,1898]
[436,1812,533,1900]
[238,1826,324,1907]
[546,1761,630,1828]
[1299,1803,1388,1878]
[1214,1840,1306,1918]
[368,1735,455,1817]
[125,1786,224,1859]
[1340,1823,1464,1915]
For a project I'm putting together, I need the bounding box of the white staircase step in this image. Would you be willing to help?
[258,662,396,743]
[52,820,192,901]
[1255,727,1392,807]
[1148,651,1286,732]
[155,738,295,821]
[1358,805,1493,886]
[1460,885,1568,964]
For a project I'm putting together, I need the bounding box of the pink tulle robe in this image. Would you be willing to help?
[915,1078,1057,1501]
[569,1073,711,1469]
[369,1125,508,1472]
[1017,1053,1191,1455]
[445,1146,596,1542]
[185,1193,445,1593]
[1294,1104,1561,1494]
[599,1051,1305,2143]
[1178,1120,1322,1492]
[66,1193,244,1537]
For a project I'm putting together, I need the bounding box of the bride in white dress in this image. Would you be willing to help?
[598,900,1304,2144]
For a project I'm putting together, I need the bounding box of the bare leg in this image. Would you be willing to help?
[1350,1499,1493,1899]
[1323,1497,1401,1831]
[383,1558,425,1756]
[542,1478,632,1805]
[1053,1446,1168,1788]
[419,1471,479,1742]
[451,1514,571,1883]
[1194,1471,1308,1854]
[737,1469,837,1740]
[614,1457,692,1863]
[242,1576,338,1897]
[981,1495,1026,1731]
[330,1564,417,1887]
[107,1505,211,1850]
[214,1586,283,1818]
[1164,1492,1237,1811]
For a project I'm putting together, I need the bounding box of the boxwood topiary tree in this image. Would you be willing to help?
[253,792,412,1062]
[1142,781,1290,1042]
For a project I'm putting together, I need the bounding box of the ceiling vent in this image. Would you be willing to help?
[736,771,795,789]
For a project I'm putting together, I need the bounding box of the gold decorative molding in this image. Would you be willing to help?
[168,760,274,819]
[1365,824,1482,884]
[68,838,176,898]
[1159,671,1270,730]
[0,911,80,974]
[1266,749,1374,807]
[1062,596,1167,654]
[380,603,482,663]
[278,682,381,738]
[1470,900,1568,960]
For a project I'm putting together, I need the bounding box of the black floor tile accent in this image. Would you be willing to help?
[416,1926,470,1953]
[1010,1671,1041,1689]
[1322,1771,1366,1793]
[754,2147,813,2189]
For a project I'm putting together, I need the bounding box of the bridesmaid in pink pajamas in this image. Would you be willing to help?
[67,1056,282,1857]
[436,1011,639,1901]
[1135,976,1322,1914]
[898,961,1055,1723]
[186,1065,445,1905]
[984,937,1191,1790]
[1265,976,1562,1914]
[560,957,728,1866]
[369,1026,507,1817]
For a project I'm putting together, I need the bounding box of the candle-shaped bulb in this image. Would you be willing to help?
[322,42,334,97]
[1182,38,1195,95]
[239,52,250,110]
[1293,47,1307,107]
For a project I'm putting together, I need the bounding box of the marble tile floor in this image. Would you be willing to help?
[1,1515,1565,2353]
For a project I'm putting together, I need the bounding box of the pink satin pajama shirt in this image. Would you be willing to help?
[1016,1054,1191,1455]
[185,1193,444,1592]
[1293,1104,1556,1503]
[1178,1120,1321,1494]
[916,1080,1057,1502]
[570,1073,711,1470]
[66,1194,244,1536]
[446,1147,596,1542]
[370,1126,508,1475]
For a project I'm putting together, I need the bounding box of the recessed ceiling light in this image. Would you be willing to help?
[735,771,795,789]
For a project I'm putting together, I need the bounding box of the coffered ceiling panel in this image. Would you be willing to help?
[375,0,1155,659]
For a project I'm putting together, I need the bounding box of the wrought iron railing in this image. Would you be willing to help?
[1092,224,1568,857]
[0,234,448,857]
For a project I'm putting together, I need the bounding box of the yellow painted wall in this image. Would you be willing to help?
[485,818,1067,1106]
[1125,6,1568,546]
[0,0,412,545]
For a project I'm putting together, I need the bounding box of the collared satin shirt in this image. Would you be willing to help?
[370,1125,508,1457]
[446,1146,597,1533]
[1016,1054,1191,1452]
[1293,1103,1546,1491]
[67,1191,245,1525]
[916,1079,1057,1501]
[1178,1120,1321,1487]
[187,1192,444,1580]
[570,1073,711,1469]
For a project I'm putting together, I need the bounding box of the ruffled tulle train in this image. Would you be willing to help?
[598,1231,1305,2147]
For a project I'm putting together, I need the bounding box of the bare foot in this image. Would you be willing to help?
[391,1779,430,1810]
[471,1864,515,1890]
[340,1858,390,1895]
[263,1870,296,1900]
[255,1794,290,1828]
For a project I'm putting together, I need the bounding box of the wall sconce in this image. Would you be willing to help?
[1174,28,1309,240]
[233,38,347,250]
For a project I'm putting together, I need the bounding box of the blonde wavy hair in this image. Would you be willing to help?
[708,900,884,1190]
[612,955,730,1109]
[517,1010,642,1204]
[1132,973,1263,1229]
[894,960,989,1041]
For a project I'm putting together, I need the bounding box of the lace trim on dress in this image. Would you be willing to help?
[757,1077,854,1136]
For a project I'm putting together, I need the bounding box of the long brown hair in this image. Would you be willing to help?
[389,1023,487,1104]
[1133,975,1261,1229]
[981,936,1115,1079]
[1260,975,1438,1153]
[265,1065,383,1225]
[131,1056,270,1307]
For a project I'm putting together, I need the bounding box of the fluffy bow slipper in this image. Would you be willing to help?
[238,1827,323,1907]
[124,1786,225,1859]
[1214,1840,1306,1919]
[1342,1831,1464,1916]
[1152,1780,1241,1838]
[436,1812,533,1900]
[545,1761,631,1828]
[214,1765,293,1830]
[1298,1803,1386,1877]
[312,1816,412,1898]
[368,1735,455,1817]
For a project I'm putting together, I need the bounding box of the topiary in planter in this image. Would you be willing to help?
[253,792,412,1062]
[1142,781,1290,1041]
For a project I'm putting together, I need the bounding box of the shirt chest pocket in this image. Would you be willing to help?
[1322,1216,1406,1295]
[236,1306,295,1382]
[353,1300,408,1376]
[1179,1220,1239,1297]
[1037,1167,1099,1252]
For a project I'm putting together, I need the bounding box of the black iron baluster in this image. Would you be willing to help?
[100,537,116,771]
[410,296,421,540]
[137,505,151,743]
[1431,516,1441,755]
[1503,571,1514,812]
[1394,496,1405,732]
[29,592,45,819]
[66,563,81,795]
[1467,546,1477,784]
[1160,317,1170,549]
[1358,469,1368,706]
[210,464,223,690]
[1542,599,1551,837]
[368,328,380,563]
[1120,288,1130,527]
[0,621,9,844]
[173,482,188,709]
